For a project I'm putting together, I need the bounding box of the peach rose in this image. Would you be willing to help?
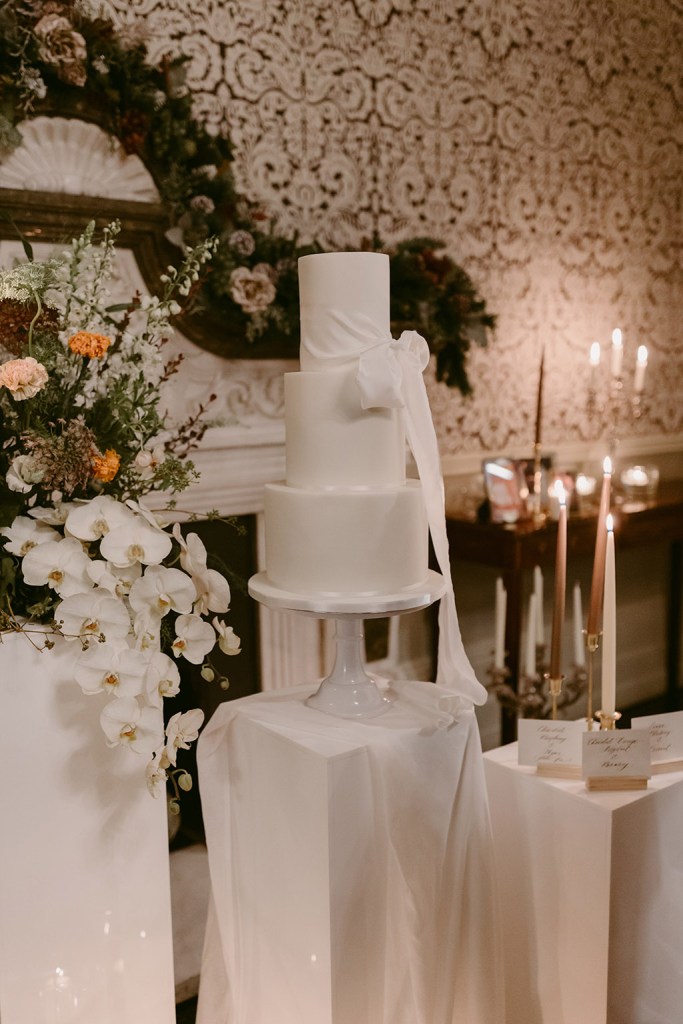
[0,356,49,400]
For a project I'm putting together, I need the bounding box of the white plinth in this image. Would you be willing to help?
[484,742,683,1024]
[0,634,175,1024]
[197,683,503,1024]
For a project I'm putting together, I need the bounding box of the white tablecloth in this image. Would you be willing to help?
[484,742,683,1024]
[197,681,503,1024]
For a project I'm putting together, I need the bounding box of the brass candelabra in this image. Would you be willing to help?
[487,644,588,721]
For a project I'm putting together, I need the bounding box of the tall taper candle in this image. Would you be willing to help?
[494,577,506,670]
[611,328,623,378]
[589,341,601,390]
[587,456,612,635]
[601,515,616,715]
[534,565,544,644]
[549,484,567,679]
[634,344,648,393]
[534,346,545,448]
[525,593,537,677]
[573,582,585,667]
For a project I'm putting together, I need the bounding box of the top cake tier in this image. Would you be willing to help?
[299,251,390,371]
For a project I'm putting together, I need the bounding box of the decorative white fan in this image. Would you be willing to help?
[0,116,160,201]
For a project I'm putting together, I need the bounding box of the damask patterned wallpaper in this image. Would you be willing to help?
[104,0,682,460]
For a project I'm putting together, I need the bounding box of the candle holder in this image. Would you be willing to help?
[584,631,601,730]
[486,660,587,721]
[587,359,646,459]
[544,673,565,720]
[595,709,621,731]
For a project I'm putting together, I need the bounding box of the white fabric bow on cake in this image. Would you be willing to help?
[303,310,487,708]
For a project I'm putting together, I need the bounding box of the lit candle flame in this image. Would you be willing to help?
[603,455,612,475]
[611,328,622,347]
[606,512,614,532]
[637,344,648,366]
[556,480,566,505]
[589,341,601,367]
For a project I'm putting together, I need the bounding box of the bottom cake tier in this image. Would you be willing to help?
[263,480,428,596]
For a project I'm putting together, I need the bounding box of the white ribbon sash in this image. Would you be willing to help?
[311,317,486,706]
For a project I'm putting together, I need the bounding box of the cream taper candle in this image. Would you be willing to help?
[634,344,648,393]
[587,456,612,635]
[601,515,616,715]
[549,484,567,679]
[589,341,601,389]
[573,582,585,667]
[494,577,506,670]
[533,565,544,645]
[611,328,623,378]
[525,592,537,677]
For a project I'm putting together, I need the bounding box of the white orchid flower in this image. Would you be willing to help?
[126,498,169,531]
[144,651,181,708]
[164,708,205,766]
[145,752,168,798]
[171,613,216,664]
[100,517,172,568]
[134,445,165,479]
[173,525,206,574]
[1,516,58,556]
[129,565,196,618]
[28,502,77,526]
[192,568,231,615]
[173,526,231,614]
[87,558,142,597]
[100,697,163,755]
[55,589,131,644]
[133,608,162,652]
[65,495,136,541]
[21,537,93,596]
[213,617,241,656]
[75,644,148,697]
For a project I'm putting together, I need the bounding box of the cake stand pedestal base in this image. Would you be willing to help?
[306,617,391,718]
[248,570,447,720]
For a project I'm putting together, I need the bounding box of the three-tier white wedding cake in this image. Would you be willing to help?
[261,251,429,598]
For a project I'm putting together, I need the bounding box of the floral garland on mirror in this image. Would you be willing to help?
[0,0,495,392]
[0,220,240,800]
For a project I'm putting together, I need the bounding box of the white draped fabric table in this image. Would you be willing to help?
[484,742,683,1024]
[196,682,503,1024]
[0,633,175,1024]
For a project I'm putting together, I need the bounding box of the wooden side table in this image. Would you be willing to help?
[445,479,683,743]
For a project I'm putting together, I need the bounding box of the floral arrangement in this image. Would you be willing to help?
[0,0,494,390]
[0,220,240,799]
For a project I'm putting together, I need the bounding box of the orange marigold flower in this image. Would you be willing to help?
[68,331,112,358]
[92,449,120,482]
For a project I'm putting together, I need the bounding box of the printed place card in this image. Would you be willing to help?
[582,729,651,780]
[631,710,683,770]
[518,719,584,769]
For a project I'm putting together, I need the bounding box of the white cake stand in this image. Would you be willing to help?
[248,570,447,719]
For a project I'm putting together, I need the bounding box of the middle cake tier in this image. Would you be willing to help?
[263,481,428,596]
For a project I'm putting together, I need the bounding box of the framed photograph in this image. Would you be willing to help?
[483,458,527,524]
